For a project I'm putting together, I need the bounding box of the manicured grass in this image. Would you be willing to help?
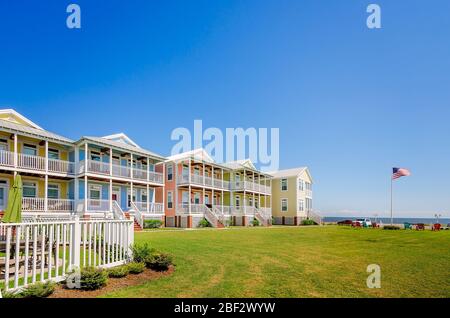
[103,226,450,298]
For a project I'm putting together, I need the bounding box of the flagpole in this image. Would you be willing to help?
[390,173,393,225]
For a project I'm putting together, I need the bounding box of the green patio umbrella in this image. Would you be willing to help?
[2,174,23,223]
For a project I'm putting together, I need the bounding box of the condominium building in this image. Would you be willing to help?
[164,149,272,228]
[270,167,320,225]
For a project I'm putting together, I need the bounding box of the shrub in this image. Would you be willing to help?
[1,289,22,298]
[79,267,108,290]
[145,252,173,271]
[301,219,316,226]
[127,262,145,274]
[107,265,129,278]
[132,243,156,263]
[252,218,260,226]
[383,225,401,230]
[20,281,55,298]
[198,218,211,228]
[144,219,163,229]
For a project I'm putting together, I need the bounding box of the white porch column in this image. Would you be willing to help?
[84,143,88,173]
[174,162,178,215]
[202,163,205,206]
[130,154,134,207]
[162,162,165,211]
[44,140,48,212]
[211,166,214,207]
[130,153,134,180]
[146,184,150,212]
[109,147,113,212]
[221,168,224,189]
[13,133,18,173]
[74,146,79,209]
[84,175,88,212]
[188,159,191,214]
[221,190,224,214]
[147,157,150,182]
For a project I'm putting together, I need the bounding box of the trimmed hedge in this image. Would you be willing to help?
[144,219,163,229]
[107,265,129,278]
[127,262,146,274]
[79,267,108,290]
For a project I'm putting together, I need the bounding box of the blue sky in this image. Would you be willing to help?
[1,0,449,218]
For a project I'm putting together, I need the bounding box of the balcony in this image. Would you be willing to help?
[233,181,271,194]
[22,197,75,212]
[134,201,164,214]
[0,150,75,175]
[80,159,164,185]
[176,174,230,190]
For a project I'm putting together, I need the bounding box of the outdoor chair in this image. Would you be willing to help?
[415,223,425,230]
[404,222,412,230]
[432,223,441,231]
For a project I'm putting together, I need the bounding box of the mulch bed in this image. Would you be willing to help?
[49,266,174,298]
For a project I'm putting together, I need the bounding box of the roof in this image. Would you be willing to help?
[78,136,165,161]
[102,133,140,148]
[223,159,272,177]
[0,119,74,145]
[167,148,213,162]
[0,109,43,130]
[269,167,312,182]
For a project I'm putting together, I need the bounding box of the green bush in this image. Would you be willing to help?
[79,267,108,290]
[145,252,173,271]
[127,262,146,274]
[144,219,163,229]
[132,243,156,263]
[383,225,401,230]
[20,281,55,298]
[301,219,316,226]
[1,289,22,298]
[252,218,260,226]
[107,265,129,278]
[198,218,211,228]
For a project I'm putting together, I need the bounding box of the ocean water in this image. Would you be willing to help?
[323,216,450,225]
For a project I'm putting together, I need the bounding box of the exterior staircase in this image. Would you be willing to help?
[307,210,323,225]
[254,210,267,226]
[124,211,142,231]
[204,205,225,228]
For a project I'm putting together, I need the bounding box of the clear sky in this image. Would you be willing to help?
[1,1,449,218]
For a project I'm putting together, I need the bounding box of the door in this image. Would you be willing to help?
[194,193,200,204]
[0,180,8,210]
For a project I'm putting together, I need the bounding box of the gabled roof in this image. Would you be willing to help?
[269,167,313,182]
[223,159,256,170]
[78,136,165,161]
[102,133,140,148]
[0,118,74,145]
[0,109,43,130]
[167,148,214,163]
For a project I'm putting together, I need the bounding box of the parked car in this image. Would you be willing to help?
[337,220,353,226]
[354,218,372,227]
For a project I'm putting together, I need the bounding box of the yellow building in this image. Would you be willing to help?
[270,167,320,225]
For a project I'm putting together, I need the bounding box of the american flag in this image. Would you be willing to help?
[392,167,411,180]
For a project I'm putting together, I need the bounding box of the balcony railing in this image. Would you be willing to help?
[80,159,164,185]
[176,174,230,190]
[86,199,111,212]
[134,201,164,214]
[233,181,271,194]
[22,197,75,212]
[0,150,75,175]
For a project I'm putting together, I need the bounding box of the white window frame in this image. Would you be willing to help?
[48,148,60,160]
[47,183,60,199]
[23,143,38,156]
[141,189,148,203]
[127,188,137,207]
[298,179,304,191]
[90,151,101,162]
[0,139,9,152]
[281,178,288,192]
[235,195,240,208]
[298,199,304,212]
[89,184,102,200]
[23,181,38,198]
[0,179,10,210]
[167,191,173,209]
[167,164,173,181]
[281,198,288,212]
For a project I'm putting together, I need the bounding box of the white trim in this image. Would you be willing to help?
[280,178,288,192]
[281,198,288,212]
[0,178,10,210]
[167,191,173,209]
[167,164,173,181]
[22,180,38,198]
[88,184,102,200]
[102,133,140,148]
[47,183,60,199]
[0,109,44,130]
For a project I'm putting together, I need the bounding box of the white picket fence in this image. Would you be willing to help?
[0,217,134,292]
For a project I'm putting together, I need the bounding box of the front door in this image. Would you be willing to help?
[0,180,8,210]
[205,194,210,205]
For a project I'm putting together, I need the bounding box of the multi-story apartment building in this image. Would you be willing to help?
[164,149,272,228]
[270,167,320,225]
[0,109,165,227]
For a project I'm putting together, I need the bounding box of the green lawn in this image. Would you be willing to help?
[103,226,450,298]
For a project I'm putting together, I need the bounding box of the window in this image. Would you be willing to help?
[48,148,59,160]
[235,174,241,182]
[141,190,148,203]
[281,199,288,212]
[281,179,288,191]
[48,184,59,199]
[194,193,200,204]
[90,151,101,161]
[298,199,304,212]
[167,191,173,209]
[182,165,189,177]
[235,196,240,208]
[194,167,200,175]
[23,144,37,156]
[182,191,189,204]
[0,139,8,152]
[23,182,37,198]
[89,185,101,200]
[127,190,136,207]
[167,165,173,181]
[298,179,304,191]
